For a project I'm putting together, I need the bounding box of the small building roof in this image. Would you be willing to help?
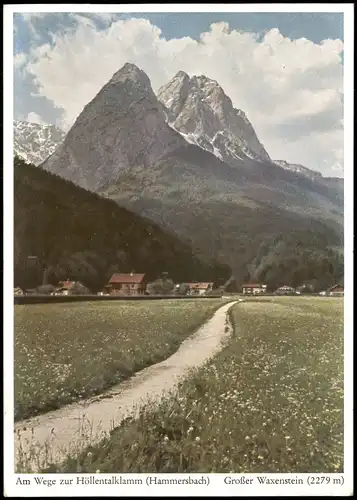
[58,280,76,289]
[242,283,266,288]
[328,284,344,291]
[109,273,146,284]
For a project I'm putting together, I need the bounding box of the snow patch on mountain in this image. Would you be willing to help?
[14,120,65,165]
[212,147,223,160]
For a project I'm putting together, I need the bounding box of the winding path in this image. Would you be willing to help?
[15,301,238,472]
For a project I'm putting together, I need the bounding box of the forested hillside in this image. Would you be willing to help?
[14,157,230,291]
[246,233,343,291]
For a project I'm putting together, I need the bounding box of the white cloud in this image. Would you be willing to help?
[14,52,27,69]
[26,111,47,125]
[20,18,344,176]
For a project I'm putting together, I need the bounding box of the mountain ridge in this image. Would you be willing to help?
[15,115,343,183]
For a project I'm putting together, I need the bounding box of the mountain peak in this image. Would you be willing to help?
[173,70,190,80]
[109,63,151,88]
[118,62,142,73]
[41,61,185,191]
[158,71,271,163]
[193,75,219,87]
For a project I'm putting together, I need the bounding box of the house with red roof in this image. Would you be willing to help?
[186,282,214,296]
[242,283,267,295]
[104,272,147,296]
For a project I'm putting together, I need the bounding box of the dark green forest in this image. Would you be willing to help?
[14,157,230,291]
[243,232,343,292]
[125,197,343,293]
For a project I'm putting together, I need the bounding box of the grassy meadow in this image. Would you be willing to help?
[14,299,227,421]
[43,296,344,474]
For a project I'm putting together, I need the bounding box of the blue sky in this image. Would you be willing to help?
[13,11,345,176]
[14,12,344,52]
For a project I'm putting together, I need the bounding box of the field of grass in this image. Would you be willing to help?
[47,296,343,474]
[15,299,227,421]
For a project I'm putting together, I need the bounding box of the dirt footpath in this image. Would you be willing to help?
[15,301,238,472]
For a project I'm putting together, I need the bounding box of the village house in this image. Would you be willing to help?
[275,285,296,295]
[104,273,147,296]
[53,280,75,295]
[186,282,214,296]
[242,284,267,295]
[53,280,87,295]
[327,284,344,297]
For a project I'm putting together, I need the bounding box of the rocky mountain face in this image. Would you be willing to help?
[14,120,65,166]
[41,64,186,192]
[157,71,270,165]
[157,72,343,193]
[39,63,343,283]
